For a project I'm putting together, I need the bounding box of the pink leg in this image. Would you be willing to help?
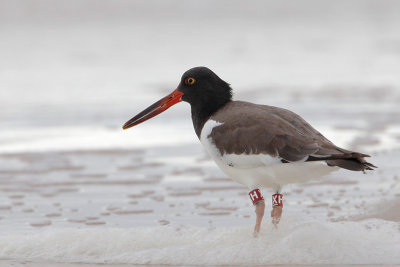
[253,200,265,236]
[249,189,265,237]
[271,193,283,226]
[271,206,283,226]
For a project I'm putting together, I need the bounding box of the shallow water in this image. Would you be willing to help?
[0,147,399,264]
[2,218,400,265]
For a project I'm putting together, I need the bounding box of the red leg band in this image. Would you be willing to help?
[272,193,283,207]
[249,189,264,205]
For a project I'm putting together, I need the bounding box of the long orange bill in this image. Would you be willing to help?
[122,89,184,130]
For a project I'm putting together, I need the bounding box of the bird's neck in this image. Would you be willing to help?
[191,99,231,138]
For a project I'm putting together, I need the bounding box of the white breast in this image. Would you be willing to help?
[200,120,338,190]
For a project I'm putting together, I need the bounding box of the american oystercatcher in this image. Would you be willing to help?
[123,67,376,236]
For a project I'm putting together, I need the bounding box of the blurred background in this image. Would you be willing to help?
[1,0,399,152]
[0,1,400,265]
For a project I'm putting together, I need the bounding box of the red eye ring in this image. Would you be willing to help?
[184,77,196,85]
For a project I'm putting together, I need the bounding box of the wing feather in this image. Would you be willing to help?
[208,101,374,170]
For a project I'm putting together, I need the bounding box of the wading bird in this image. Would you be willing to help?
[123,67,376,236]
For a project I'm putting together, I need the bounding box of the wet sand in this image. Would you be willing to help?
[0,147,399,264]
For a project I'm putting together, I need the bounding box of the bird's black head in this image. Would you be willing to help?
[122,66,232,137]
[177,67,232,107]
[177,67,232,136]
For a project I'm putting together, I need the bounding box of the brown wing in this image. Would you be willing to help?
[209,101,376,171]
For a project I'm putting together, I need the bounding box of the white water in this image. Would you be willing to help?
[1,218,399,265]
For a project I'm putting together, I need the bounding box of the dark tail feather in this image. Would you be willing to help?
[326,157,377,172]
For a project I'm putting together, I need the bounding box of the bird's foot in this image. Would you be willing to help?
[253,200,265,237]
[271,206,282,227]
[271,193,283,227]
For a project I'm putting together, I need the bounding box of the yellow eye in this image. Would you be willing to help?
[185,77,196,85]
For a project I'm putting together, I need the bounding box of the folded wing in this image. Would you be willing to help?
[208,101,376,171]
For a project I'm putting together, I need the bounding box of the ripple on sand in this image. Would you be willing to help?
[113,209,153,215]
[30,220,52,227]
